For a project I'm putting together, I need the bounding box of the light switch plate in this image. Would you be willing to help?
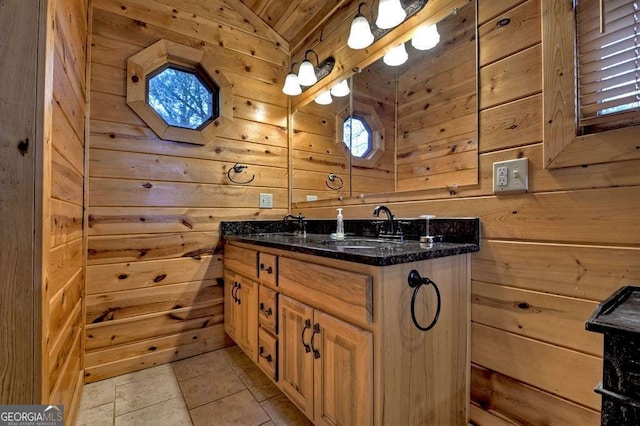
[259,193,273,208]
[493,158,528,194]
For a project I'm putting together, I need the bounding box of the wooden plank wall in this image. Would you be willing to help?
[86,0,288,382]
[397,2,478,192]
[0,0,42,405]
[49,0,89,419]
[294,0,640,424]
[292,61,395,203]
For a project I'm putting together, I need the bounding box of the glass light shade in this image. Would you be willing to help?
[347,15,374,49]
[297,60,318,86]
[412,24,440,50]
[314,89,333,105]
[330,79,350,97]
[375,0,406,29]
[383,43,408,66]
[282,72,302,96]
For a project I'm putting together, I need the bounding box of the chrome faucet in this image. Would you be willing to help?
[283,212,306,235]
[372,205,395,236]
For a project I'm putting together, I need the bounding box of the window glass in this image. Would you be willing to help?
[343,115,372,158]
[147,67,218,129]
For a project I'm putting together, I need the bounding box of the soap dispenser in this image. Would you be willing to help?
[336,208,345,240]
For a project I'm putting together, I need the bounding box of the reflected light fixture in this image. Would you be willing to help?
[383,43,408,66]
[298,50,319,86]
[348,3,375,49]
[330,79,350,97]
[315,89,333,105]
[412,23,440,50]
[376,0,407,29]
[282,62,302,96]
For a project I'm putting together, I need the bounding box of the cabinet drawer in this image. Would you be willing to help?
[259,285,278,334]
[225,245,258,280]
[258,328,278,381]
[279,257,373,327]
[258,252,278,289]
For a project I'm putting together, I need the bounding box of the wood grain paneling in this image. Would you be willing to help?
[294,1,639,423]
[87,0,287,380]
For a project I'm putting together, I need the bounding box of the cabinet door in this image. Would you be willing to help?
[237,277,259,361]
[313,311,373,426]
[279,295,315,420]
[224,270,238,341]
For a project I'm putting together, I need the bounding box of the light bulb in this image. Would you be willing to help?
[412,24,440,50]
[315,89,333,105]
[298,60,318,86]
[347,15,374,49]
[282,72,302,96]
[383,43,408,66]
[330,80,350,97]
[376,0,406,29]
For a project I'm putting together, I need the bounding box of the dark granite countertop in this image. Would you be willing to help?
[221,218,480,266]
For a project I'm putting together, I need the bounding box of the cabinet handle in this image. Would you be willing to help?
[231,282,239,303]
[235,282,242,305]
[310,323,320,359]
[259,346,272,363]
[301,319,312,353]
[259,302,272,316]
[260,263,273,274]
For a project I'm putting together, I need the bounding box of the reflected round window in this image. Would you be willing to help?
[343,115,372,158]
[147,66,219,130]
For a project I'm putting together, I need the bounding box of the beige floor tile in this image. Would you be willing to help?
[76,402,114,426]
[115,370,182,416]
[115,364,174,386]
[237,363,280,402]
[261,394,312,426]
[260,422,276,426]
[114,397,192,426]
[80,378,116,410]
[222,345,255,372]
[190,390,270,426]
[172,350,231,382]
[179,368,246,409]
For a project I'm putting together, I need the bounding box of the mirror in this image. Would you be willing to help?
[292,1,477,203]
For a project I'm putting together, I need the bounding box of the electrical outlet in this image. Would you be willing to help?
[493,158,528,194]
[259,193,273,208]
[306,195,318,202]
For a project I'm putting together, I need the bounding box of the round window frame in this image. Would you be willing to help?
[127,40,233,145]
[338,102,385,167]
[343,114,374,158]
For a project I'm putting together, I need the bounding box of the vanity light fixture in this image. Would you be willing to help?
[298,50,320,86]
[348,3,375,50]
[282,62,302,96]
[315,89,333,105]
[376,0,407,29]
[383,43,408,66]
[412,23,440,50]
[330,79,350,97]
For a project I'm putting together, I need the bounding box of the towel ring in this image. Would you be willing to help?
[325,173,343,190]
[227,163,255,185]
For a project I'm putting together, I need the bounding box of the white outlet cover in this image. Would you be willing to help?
[259,193,273,208]
[493,158,528,194]
[306,195,318,202]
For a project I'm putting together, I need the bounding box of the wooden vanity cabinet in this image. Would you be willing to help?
[224,271,259,361]
[224,241,471,425]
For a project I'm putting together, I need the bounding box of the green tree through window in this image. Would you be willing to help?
[147,66,218,129]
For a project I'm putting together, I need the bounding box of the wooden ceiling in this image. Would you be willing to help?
[240,0,349,51]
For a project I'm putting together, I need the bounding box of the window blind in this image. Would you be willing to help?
[576,0,640,133]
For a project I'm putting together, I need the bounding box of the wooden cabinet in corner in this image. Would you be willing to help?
[224,270,258,361]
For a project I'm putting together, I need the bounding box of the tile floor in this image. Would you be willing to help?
[76,345,312,426]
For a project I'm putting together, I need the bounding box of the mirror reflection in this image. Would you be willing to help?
[292,1,477,203]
